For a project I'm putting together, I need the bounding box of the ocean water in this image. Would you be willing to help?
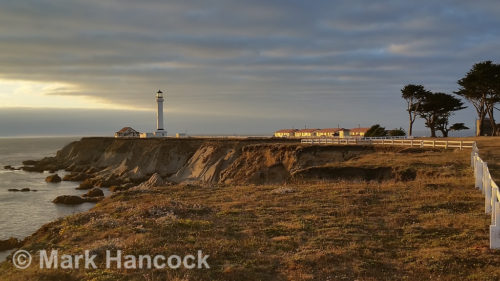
[0,137,103,261]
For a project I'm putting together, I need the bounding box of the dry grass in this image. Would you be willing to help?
[416,136,500,180]
[1,147,500,280]
[474,137,500,181]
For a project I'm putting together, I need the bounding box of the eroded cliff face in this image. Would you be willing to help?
[25,137,401,187]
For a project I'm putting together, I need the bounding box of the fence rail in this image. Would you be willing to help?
[471,143,500,249]
[301,138,475,150]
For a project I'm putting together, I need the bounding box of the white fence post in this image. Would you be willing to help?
[492,186,498,224]
[491,198,500,249]
[485,167,492,214]
[482,162,488,195]
[476,158,483,191]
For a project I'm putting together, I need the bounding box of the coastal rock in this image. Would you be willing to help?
[132,173,164,190]
[21,166,44,172]
[63,172,89,181]
[0,237,21,251]
[21,137,396,186]
[52,195,85,204]
[8,188,37,192]
[3,165,19,170]
[53,195,103,205]
[85,167,99,174]
[83,187,104,197]
[45,174,62,183]
[77,179,94,190]
[84,196,104,203]
[110,185,132,192]
[22,160,37,165]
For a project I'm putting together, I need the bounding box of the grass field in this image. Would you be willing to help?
[2,146,500,280]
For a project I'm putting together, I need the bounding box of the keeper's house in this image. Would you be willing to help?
[295,129,319,138]
[115,127,140,138]
[274,129,298,138]
[349,127,370,137]
[315,128,351,138]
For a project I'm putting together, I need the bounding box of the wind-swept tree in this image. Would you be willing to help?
[388,128,406,136]
[401,84,429,137]
[436,119,469,137]
[455,61,500,136]
[365,124,387,137]
[417,92,466,137]
[449,123,470,135]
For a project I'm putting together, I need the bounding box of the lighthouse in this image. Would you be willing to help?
[154,90,167,137]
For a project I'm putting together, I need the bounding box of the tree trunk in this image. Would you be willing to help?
[408,117,413,137]
[430,127,437,137]
[487,107,497,136]
[478,112,486,136]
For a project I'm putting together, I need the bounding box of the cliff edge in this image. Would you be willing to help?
[23,137,415,187]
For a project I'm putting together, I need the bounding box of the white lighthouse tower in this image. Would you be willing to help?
[154,90,167,137]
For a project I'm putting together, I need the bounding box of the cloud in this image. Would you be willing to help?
[0,0,498,134]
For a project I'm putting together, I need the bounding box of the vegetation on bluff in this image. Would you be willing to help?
[2,145,500,280]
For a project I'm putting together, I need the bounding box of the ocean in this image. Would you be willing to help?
[0,137,104,261]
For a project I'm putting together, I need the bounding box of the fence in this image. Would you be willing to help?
[471,143,500,249]
[363,136,413,140]
[301,138,475,150]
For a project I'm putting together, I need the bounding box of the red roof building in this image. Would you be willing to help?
[115,127,140,138]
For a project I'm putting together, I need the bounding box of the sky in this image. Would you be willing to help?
[1,0,499,137]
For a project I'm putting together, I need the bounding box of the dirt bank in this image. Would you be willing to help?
[22,137,450,187]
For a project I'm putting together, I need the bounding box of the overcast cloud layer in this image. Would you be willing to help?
[1,0,499,136]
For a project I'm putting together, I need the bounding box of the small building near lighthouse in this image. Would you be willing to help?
[115,127,140,138]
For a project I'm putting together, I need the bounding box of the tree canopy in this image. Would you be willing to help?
[388,128,406,137]
[417,92,466,137]
[365,124,387,137]
[455,61,500,136]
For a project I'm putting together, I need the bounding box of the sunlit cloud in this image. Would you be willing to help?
[0,79,144,110]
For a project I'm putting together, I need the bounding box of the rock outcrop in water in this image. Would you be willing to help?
[82,187,104,197]
[24,137,414,187]
[0,237,21,251]
[45,174,61,183]
[52,195,102,205]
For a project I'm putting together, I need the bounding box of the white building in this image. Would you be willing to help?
[154,90,167,137]
[140,90,168,138]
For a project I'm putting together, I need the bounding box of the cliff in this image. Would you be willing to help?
[1,145,485,281]
[24,137,415,187]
